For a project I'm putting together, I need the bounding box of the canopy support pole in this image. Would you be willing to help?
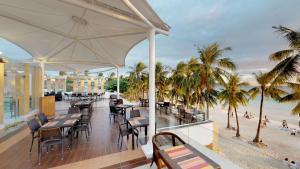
[116,66,120,99]
[148,28,156,141]
[0,59,4,131]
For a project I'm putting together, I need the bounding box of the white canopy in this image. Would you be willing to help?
[0,0,169,71]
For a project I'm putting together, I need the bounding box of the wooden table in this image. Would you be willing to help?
[115,104,134,121]
[159,144,221,169]
[41,113,82,149]
[127,116,149,150]
[74,101,92,110]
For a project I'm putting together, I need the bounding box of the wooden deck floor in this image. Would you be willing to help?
[0,99,177,169]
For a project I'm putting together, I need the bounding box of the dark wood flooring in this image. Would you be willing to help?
[0,99,178,169]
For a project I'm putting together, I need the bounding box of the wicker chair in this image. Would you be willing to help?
[27,118,41,152]
[130,109,141,118]
[151,132,186,169]
[37,113,49,125]
[117,122,139,150]
[68,106,80,114]
[38,127,63,165]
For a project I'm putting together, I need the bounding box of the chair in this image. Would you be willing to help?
[38,127,63,165]
[117,122,139,150]
[68,106,80,114]
[159,102,170,114]
[116,99,123,105]
[109,106,123,122]
[37,113,49,125]
[80,103,93,132]
[151,132,186,169]
[130,109,141,118]
[74,120,90,141]
[27,118,41,152]
[174,105,185,124]
[182,112,194,124]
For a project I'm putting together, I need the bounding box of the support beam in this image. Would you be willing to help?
[148,29,156,140]
[60,0,148,29]
[116,66,120,99]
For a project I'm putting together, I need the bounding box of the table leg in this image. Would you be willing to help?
[132,127,135,150]
[145,126,148,136]
[124,108,126,122]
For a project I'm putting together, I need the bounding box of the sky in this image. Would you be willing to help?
[1,0,300,83]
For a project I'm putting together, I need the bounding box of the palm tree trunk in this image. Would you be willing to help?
[234,107,240,137]
[227,106,231,129]
[206,101,209,120]
[253,89,264,143]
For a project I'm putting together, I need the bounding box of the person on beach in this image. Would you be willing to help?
[284,158,289,165]
[289,161,298,169]
[282,120,288,128]
[291,128,296,136]
[244,111,250,119]
[265,115,269,123]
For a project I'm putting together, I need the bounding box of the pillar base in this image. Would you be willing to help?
[141,143,153,159]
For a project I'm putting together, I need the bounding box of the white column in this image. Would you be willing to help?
[0,60,4,130]
[32,62,44,109]
[148,28,156,141]
[116,66,120,99]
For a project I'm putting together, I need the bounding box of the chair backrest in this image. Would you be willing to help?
[37,113,48,125]
[163,102,170,107]
[27,118,41,133]
[130,109,141,118]
[152,132,186,150]
[39,127,62,142]
[68,106,80,114]
[110,94,117,99]
[116,99,123,105]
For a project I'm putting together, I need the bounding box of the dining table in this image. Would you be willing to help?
[41,113,82,149]
[115,104,134,121]
[74,101,92,110]
[127,116,149,150]
[159,144,221,169]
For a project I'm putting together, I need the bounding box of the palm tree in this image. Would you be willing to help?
[196,43,236,119]
[219,74,249,136]
[59,71,66,76]
[156,62,170,101]
[125,62,148,100]
[98,72,103,77]
[279,79,300,121]
[268,26,300,86]
[249,72,286,143]
[170,58,199,108]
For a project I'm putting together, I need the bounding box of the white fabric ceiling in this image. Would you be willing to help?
[0,0,169,71]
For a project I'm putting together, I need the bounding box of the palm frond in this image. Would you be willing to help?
[291,102,300,115]
[217,58,236,70]
[273,25,300,48]
[269,49,295,61]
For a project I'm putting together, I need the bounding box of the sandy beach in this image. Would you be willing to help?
[211,104,300,169]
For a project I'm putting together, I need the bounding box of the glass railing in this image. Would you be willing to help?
[156,120,288,169]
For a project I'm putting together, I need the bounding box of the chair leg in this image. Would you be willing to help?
[61,141,64,160]
[120,137,123,150]
[29,134,34,152]
[38,143,41,165]
[85,128,88,141]
[117,134,120,144]
[89,121,92,132]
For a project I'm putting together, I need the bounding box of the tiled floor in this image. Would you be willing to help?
[0,98,179,169]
